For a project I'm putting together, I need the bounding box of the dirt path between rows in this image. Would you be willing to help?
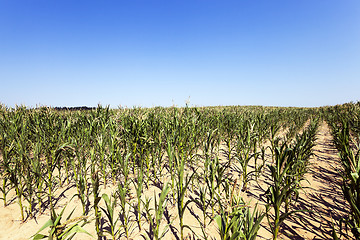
[279,121,352,240]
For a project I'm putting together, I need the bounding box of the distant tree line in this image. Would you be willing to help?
[53,106,96,111]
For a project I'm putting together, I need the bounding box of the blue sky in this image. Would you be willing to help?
[1,0,359,108]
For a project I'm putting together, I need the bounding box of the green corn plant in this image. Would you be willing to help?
[116,182,134,239]
[0,172,11,207]
[265,144,305,240]
[142,182,171,240]
[143,149,152,187]
[74,173,88,215]
[192,183,211,240]
[120,153,131,189]
[205,157,218,217]
[342,171,360,239]
[269,122,281,163]
[35,171,47,215]
[255,146,267,180]
[73,140,90,196]
[151,126,165,179]
[124,117,148,172]
[0,132,14,207]
[331,119,360,238]
[215,163,230,212]
[202,129,218,159]
[132,165,145,230]
[213,157,229,191]
[27,141,45,216]
[23,170,36,219]
[283,118,318,212]
[215,198,238,239]
[240,204,266,240]
[12,126,30,221]
[91,170,102,240]
[174,153,196,240]
[234,133,259,191]
[215,194,265,240]
[61,123,74,186]
[11,163,25,221]
[21,140,44,219]
[222,113,238,164]
[166,141,177,202]
[220,178,235,206]
[96,133,108,188]
[108,135,121,183]
[205,156,229,214]
[31,203,91,240]
[45,143,74,218]
[100,193,119,240]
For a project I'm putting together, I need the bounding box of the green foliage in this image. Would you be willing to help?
[143,182,171,240]
[265,118,318,240]
[100,193,119,240]
[215,195,265,240]
[327,107,360,239]
[0,104,321,239]
[31,204,91,240]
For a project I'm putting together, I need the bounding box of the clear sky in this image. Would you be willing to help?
[1,0,359,108]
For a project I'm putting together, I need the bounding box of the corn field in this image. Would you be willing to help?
[0,103,358,239]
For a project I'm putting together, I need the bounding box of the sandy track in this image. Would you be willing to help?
[279,121,351,240]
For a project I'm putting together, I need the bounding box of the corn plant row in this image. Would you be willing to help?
[324,102,360,239]
[265,117,319,240]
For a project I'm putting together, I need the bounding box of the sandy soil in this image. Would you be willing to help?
[0,121,353,240]
[280,122,351,240]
